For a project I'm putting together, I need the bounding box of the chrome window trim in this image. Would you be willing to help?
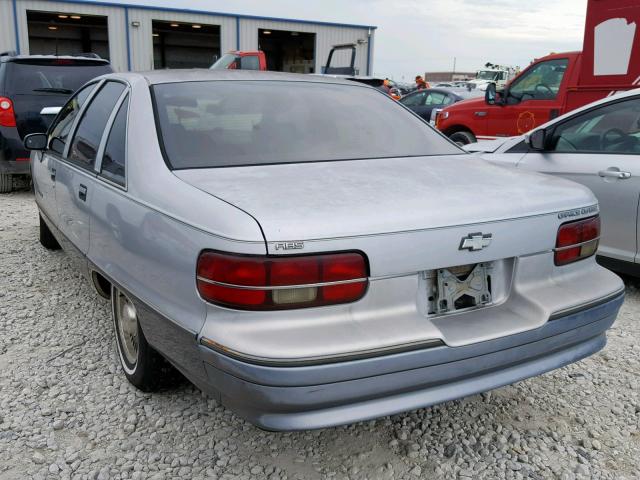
[51,156,98,180]
[62,79,129,174]
[62,78,105,159]
[94,87,130,192]
[46,80,100,158]
[94,89,129,173]
[196,276,368,291]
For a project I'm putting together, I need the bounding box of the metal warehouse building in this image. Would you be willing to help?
[0,0,376,74]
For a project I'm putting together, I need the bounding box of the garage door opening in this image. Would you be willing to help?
[258,29,315,73]
[153,20,220,69]
[26,10,109,60]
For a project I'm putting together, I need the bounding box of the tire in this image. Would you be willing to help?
[0,173,12,193]
[449,130,477,146]
[39,214,61,250]
[111,285,175,391]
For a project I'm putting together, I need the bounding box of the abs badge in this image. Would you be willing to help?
[274,241,304,251]
[459,233,492,251]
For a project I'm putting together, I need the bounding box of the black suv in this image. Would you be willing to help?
[0,53,113,192]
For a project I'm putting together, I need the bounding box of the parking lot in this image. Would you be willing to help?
[0,190,638,480]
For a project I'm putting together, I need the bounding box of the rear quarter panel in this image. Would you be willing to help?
[86,76,267,363]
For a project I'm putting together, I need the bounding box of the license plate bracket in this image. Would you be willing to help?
[428,263,493,315]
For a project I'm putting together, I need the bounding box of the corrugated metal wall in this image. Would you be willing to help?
[127,8,236,71]
[3,1,374,75]
[0,1,17,54]
[13,0,128,71]
[239,19,372,75]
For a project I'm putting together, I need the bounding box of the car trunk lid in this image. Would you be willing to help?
[174,155,596,275]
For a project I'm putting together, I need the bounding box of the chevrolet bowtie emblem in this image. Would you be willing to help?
[459,232,493,251]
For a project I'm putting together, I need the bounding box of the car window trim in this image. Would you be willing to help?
[95,89,130,191]
[62,79,106,160]
[54,153,99,181]
[46,81,100,137]
[44,80,100,159]
[62,79,129,173]
[547,94,640,155]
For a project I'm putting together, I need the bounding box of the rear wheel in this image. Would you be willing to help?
[0,173,12,193]
[449,130,477,146]
[112,285,174,391]
[39,214,61,250]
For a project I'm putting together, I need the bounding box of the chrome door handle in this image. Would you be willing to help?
[78,184,87,201]
[50,168,56,181]
[598,169,631,179]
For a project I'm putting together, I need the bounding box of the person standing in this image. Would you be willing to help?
[415,75,430,90]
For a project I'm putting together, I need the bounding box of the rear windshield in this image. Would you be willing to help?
[6,61,112,95]
[152,80,462,169]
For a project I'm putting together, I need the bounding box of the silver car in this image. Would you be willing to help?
[25,70,623,431]
[466,89,640,276]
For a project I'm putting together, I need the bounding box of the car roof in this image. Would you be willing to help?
[404,88,455,96]
[0,54,110,64]
[115,69,363,86]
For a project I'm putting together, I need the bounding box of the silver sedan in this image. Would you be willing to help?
[25,70,623,431]
[466,89,640,275]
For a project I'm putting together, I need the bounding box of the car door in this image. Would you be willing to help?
[32,83,97,224]
[400,91,427,118]
[416,91,451,121]
[519,95,640,263]
[488,58,570,137]
[55,81,126,257]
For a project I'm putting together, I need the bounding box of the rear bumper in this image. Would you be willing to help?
[196,291,623,431]
[0,127,30,175]
[0,159,30,175]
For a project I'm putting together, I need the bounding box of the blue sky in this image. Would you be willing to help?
[87,0,588,80]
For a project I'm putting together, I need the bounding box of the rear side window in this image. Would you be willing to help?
[153,80,462,169]
[400,92,426,107]
[5,61,112,95]
[550,97,640,153]
[48,83,96,155]
[240,56,260,70]
[68,82,125,170]
[425,92,447,106]
[100,95,128,186]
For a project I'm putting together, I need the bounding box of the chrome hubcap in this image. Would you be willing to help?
[115,291,138,365]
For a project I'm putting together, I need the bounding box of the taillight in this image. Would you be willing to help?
[0,97,16,127]
[555,215,600,266]
[196,251,368,310]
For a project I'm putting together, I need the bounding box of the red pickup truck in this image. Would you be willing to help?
[437,0,640,145]
[210,51,267,71]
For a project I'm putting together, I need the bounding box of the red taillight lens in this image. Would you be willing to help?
[196,252,267,306]
[196,251,368,310]
[555,215,600,266]
[0,97,16,127]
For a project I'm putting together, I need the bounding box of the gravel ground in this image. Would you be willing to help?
[1,190,639,480]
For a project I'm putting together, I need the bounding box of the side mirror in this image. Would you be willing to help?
[24,133,48,151]
[485,83,497,105]
[527,129,547,151]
